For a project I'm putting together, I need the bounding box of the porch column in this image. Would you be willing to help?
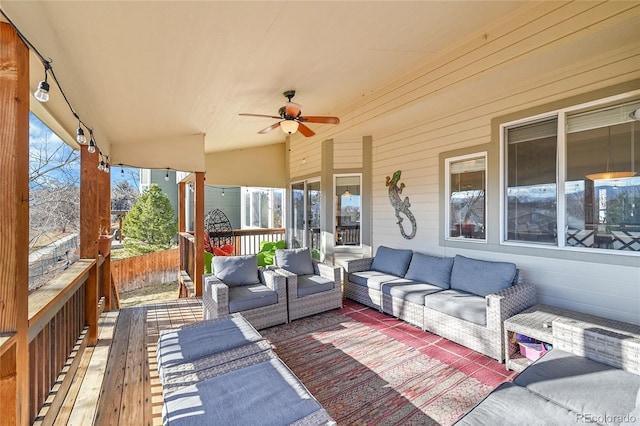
[321,139,334,263]
[178,181,186,232]
[80,145,100,344]
[99,164,112,309]
[194,172,205,296]
[0,21,30,426]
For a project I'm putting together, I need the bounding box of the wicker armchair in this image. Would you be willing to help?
[272,248,342,321]
[202,255,288,330]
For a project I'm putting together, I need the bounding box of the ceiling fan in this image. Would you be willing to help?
[239,90,340,137]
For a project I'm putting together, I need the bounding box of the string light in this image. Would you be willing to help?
[104,156,110,173]
[0,9,107,164]
[222,188,225,196]
[120,164,124,176]
[98,153,105,171]
[165,168,170,181]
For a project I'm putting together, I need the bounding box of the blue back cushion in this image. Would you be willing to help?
[404,253,454,289]
[275,248,315,275]
[213,255,260,287]
[370,246,413,277]
[450,255,516,296]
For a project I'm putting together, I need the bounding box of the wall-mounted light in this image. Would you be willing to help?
[280,120,299,135]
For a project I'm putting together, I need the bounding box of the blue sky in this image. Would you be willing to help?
[29,112,139,189]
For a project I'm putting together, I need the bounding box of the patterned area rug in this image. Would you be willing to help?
[262,307,504,426]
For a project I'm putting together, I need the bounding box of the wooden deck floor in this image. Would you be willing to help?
[57,298,202,426]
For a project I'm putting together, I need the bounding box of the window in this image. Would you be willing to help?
[335,175,361,247]
[503,98,640,252]
[241,187,284,229]
[446,154,486,241]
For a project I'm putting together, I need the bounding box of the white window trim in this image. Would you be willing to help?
[499,90,640,255]
[444,152,487,243]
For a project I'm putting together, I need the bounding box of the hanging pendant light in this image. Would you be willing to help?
[586,123,636,180]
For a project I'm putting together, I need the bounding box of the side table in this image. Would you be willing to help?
[503,304,607,372]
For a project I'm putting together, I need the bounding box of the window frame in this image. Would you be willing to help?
[333,173,362,249]
[500,91,640,255]
[444,152,488,243]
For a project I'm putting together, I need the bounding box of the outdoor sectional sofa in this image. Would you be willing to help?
[344,247,537,361]
[455,316,640,425]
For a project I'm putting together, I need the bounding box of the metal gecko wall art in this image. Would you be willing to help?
[385,170,417,239]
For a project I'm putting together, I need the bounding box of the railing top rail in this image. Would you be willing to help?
[28,259,95,342]
[0,333,16,357]
[229,228,286,236]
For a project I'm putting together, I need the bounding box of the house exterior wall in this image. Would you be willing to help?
[288,2,640,324]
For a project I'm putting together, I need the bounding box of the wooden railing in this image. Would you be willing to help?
[229,228,286,255]
[27,258,101,423]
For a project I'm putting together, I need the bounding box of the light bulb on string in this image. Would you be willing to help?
[34,65,50,102]
[76,118,86,144]
[120,164,124,176]
[165,169,170,181]
[104,156,110,173]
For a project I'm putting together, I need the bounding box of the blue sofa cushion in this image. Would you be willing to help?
[297,274,334,297]
[514,349,640,419]
[228,284,278,313]
[370,246,413,277]
[423,289,486,326]
[162,359,322,426]
[404,253,454,289]
[349,271,401,291]
[450,255,516,297]
[213,255,260,287]
[275,248,315,276]
[156,315,263,377]
[454,382,576,426]
[381,279,444,305]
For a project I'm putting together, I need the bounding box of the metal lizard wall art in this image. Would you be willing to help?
[385,170,417,239]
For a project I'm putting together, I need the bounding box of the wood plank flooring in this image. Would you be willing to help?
[60,298,202,426]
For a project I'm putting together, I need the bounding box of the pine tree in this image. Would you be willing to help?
[122,184,177,254]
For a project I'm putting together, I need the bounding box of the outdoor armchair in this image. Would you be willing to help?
[203,254,287,330]
[272,248,342,321]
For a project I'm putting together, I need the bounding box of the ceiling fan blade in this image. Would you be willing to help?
[285,102,302,118]
[297,123,315,137]
[257,122,281,134]
[299,116,340,125]
[239,113,282,119]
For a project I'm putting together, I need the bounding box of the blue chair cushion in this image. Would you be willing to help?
[156,315,262,379]
[455,382,576,426]
[370,246,413,277]
[297,274,334,297]
[228,284,278,313]
[213,255,260,287]
[404,253,454,289]
[162,359,322,426]
[381,279,444,305]
[450,255,516,296]
[423,289,487,326]
[514,349,640,419]
[275,248,315,276]
[349,270,401,291]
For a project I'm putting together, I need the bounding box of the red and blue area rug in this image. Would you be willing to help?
[261,300,516,425]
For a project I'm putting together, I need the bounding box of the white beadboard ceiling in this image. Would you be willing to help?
[1,1,546,171]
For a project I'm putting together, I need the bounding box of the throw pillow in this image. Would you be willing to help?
[370,246,413,277]
[450,255,516,297]
[204,251,214,274]
[275,248,315,275]
[404,253,454,289]
[213,255,260,287]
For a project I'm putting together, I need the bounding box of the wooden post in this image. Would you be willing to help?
[194,173,205,296]
[99,163,111,309]
[80,145,99,345]
[178,181,186,233]
[0,22,30,426]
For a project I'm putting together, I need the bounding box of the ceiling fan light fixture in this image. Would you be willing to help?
[280,120,299,135]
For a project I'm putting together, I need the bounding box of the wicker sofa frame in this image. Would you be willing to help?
[272,261,343,321]
[202,268,288,330]
[345,255,537,362]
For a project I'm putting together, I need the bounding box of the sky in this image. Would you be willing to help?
[29,112,139,189]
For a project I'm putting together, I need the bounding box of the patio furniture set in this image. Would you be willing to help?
[201,247,342,330]
[344,247,537,361]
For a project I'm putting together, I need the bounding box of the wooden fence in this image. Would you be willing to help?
[112,248,179,293]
